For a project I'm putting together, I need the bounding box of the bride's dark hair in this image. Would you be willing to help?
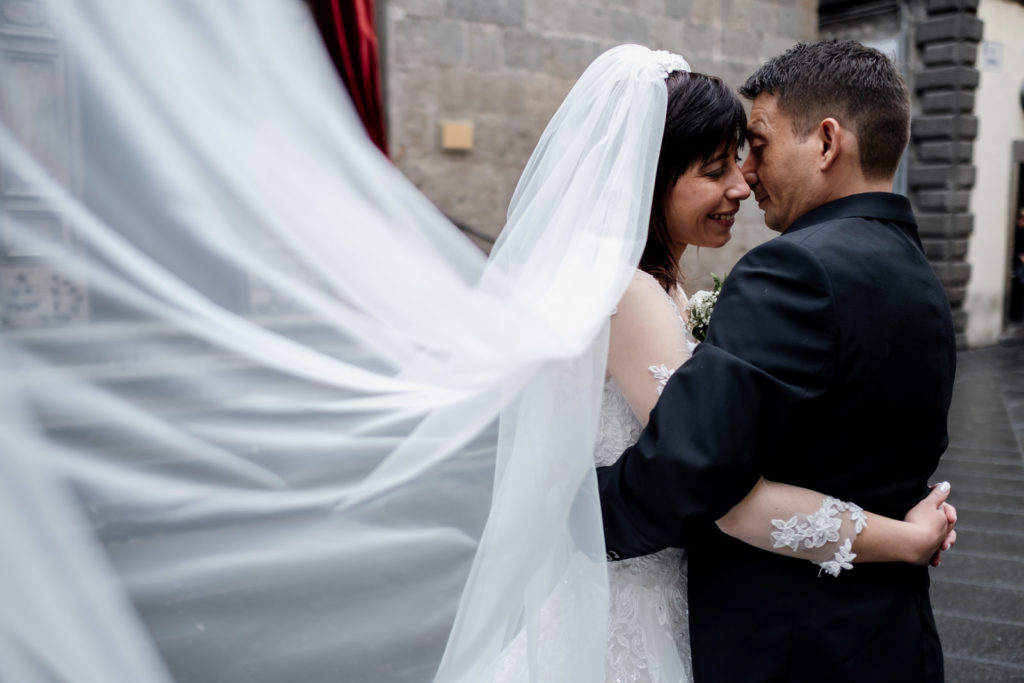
[641,72,747,291]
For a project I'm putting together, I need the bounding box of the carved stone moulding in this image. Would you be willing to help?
[0,265,87,329]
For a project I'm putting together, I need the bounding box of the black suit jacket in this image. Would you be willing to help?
[597,193,956,682]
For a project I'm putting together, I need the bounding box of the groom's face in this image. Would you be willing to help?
[741,94,821,232]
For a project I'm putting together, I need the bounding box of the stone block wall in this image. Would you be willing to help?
[382,0,817,287]
[909,0,981,344]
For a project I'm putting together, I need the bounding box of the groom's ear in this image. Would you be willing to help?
[817,118,842,173]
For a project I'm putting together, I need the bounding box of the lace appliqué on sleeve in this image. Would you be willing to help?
[818,538,857,578]
[646,289,688,395]
[770,496,867,577]
[648,364,671,395]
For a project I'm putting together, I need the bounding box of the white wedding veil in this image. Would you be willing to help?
[0,1,682,680]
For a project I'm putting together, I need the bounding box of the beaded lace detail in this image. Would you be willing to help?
[770,496,868,577]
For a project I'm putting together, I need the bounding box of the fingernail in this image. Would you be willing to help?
[938,481,950,492]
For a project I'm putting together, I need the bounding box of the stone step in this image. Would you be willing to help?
[952,527,1024,557]
[945,506,1024,531]
[930,552,1024,591]
[935,612,1024,668]
[948,399,1018,416]
[947,429,1022,452]
[932,578,1024,624]
[943,652,1024,683]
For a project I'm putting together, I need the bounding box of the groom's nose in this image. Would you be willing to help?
[741,159,759,189]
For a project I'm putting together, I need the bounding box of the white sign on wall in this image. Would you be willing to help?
[981,41,1003,72]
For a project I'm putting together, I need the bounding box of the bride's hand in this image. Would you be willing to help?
[902,482,957,566]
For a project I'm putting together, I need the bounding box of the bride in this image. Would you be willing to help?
[0,4,952,683]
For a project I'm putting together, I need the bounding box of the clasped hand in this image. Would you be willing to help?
[903,482,957,567]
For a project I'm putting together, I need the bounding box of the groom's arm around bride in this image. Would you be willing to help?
[598,40,956,682]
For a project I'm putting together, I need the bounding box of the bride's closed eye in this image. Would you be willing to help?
[704,158,743,180]
[703,165,728,179]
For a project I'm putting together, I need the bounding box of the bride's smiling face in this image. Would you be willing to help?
[664,143,750,252]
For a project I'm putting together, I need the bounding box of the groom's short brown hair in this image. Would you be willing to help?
[739,40,910,180]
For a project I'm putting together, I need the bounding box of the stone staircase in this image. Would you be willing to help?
[932,344,1024,682]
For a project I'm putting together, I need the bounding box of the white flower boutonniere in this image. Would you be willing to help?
[685,273,724,342]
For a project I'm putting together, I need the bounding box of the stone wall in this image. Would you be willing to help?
[382,0,817,289]
[909,0,982,347]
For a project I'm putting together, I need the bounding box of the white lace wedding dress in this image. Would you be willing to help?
[594,284,696,683]
[596,380,692,683]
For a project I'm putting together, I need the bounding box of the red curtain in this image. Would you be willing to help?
[310,0,388,156]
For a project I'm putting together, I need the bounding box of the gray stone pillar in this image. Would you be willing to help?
[908,0,982,345]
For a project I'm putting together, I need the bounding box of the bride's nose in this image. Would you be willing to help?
[726,166,751,201]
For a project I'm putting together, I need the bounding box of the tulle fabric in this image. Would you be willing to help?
[0,2,670,681]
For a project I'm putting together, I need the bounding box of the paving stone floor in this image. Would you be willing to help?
[932,343,1024,682]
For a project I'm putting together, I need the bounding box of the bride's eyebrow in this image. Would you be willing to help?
[701,151,731,167]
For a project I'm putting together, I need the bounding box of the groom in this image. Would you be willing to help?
[598,41,956,681]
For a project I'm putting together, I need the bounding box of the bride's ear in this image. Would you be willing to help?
[817,118,842,172]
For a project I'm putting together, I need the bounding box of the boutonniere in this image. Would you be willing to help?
[685,273,724,342]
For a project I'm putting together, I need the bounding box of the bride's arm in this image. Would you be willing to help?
[715,479,956,574]
[608,273,956,572]
[606,271,692,420]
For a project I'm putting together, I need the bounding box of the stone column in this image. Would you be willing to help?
[0,0,87,329]
[908,0,982,346]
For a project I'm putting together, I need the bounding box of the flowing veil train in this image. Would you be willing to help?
[0,2,671,680]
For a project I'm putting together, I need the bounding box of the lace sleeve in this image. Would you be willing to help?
[716,479,868,576]
[607,271,691,425]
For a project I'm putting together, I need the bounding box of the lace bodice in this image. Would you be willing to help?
[598,279,693,683]
[597,378,692,682]
[597,378,692,683]
[594,379,643,468]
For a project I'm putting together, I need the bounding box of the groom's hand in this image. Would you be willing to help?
[903,482,957,566]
